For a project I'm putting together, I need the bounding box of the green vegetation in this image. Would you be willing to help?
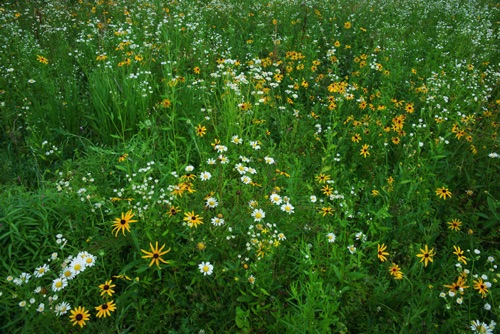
[0,0,499,332]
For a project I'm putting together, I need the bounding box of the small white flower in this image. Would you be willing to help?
[34,264,50,278]
[474,249,481,254]
[251,209,265,221]
[487,256,494,262]
[205,197,218,208]
[211,217,225,226]
[198,262,214,276]
[60,268,76,280]
[19,301,26,308]
[185,165,195,172]
[456,297,463,305]
[234,163,248,174]
[249,141,261,150]
[281,203,294,214]
[28,79,36,84]
[206,158,216,165]
[37,303,45,312]
[248,275,256,284]
[327,233,336,243]
[278,233,286,241]
[448,291,455,297]
[83,254,96,268]
[200,171,212,181]
[310,195,317,203]
[231,135,243,144]
[270,193,282,205]
[30,298,36,304]
[264,156,275,164]
[484,303,491,310]
[55,301,71,316]
[52,278,68,292]
[69,258,86,275]
[241,175,252,184]
[439,292,446,298]
[347,245,356,254]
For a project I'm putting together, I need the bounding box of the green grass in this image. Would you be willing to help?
[0,0,499,333]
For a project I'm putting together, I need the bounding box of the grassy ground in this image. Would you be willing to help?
[0,0,499,333]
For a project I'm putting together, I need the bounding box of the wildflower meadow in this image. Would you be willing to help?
[1,0,499,333]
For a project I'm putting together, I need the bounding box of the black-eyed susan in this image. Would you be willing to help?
[473,278,488,297]
[377,244,389,262]
[453,246,468,264]
[196,124,206,137]
[95,300,116,318]
[141,242,171,268]
[99,280,116,297]
[416,245,435,267]
[168,206,181,217]
[443,276,469,294]
[183,211,203,228]
[315,173,330,183]
[69,306,90,328]
[111,210,137,237]
[360,144,370,157]
[389,263,403,279]
[447,218,462,231]
[436,187,452,200]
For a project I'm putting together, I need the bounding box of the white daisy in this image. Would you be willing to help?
[55,301,71,316]
[241,176,252,184]
[251,209,265,222]
[34,264,50,278]
[198,262,214,276]
[200,171,212,181]
[269,193,282,205]
[52,278,68,292]
[234,163,248,174]
[327,233,336,243]
[264,156,275,164]
[280,203,294,214]
[185,165,195,172]
[231,135,243,144]
[205,197,218,208]
[211,217,225,226]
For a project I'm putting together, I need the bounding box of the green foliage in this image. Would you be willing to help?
[0,0,499,333]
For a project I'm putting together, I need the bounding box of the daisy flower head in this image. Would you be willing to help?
[281,203,294,214]
[235,163,248,174]
[206,158,216,165]
[52,278,68,292]
[251,209,266,222]
[264,156,275,164]
[211,216,225,226]
[198,262,214,276]
[69,257,87,275]
[241,175,252,184]
[327,233,336,243]
[248,275,256,284]
[34,264,50,278]
[37,303,45,312]
[79,252,96,268]
[61,267,76,280]
[249,141,261,150]
[19,272,31,285]
[205,197,218,208]
[185,165,195,172]
[69,306,90,328]
[200,171,212,181]
[310,195,317,203]
[347,245,356,254]
[231,135,243,144]
[270,193,282,205]
[55,301,71,316]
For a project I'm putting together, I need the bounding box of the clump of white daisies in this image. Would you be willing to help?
[4,234,96,317]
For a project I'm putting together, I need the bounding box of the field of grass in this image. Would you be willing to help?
[0,0,499,332]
